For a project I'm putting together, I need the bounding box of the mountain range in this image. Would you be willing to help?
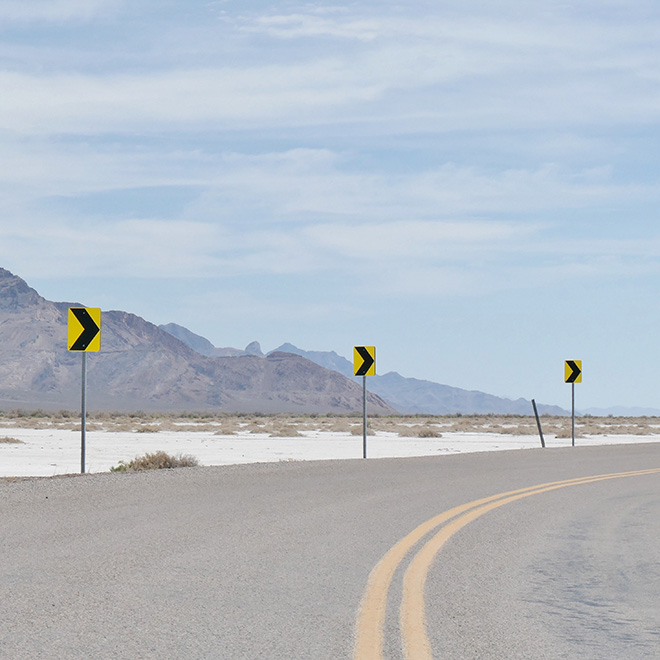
[0,266,609,416]
[0,268,392,414]
[159,325,567,416]
[161,327,660,417]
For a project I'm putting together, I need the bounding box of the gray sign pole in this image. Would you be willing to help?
[81,351,87,474]
[531,399,545,448]
[362,375,367,459]
[571,381,575,447]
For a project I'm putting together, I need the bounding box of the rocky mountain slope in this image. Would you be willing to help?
[270,343,567,415]
[159,327,565,415]
[0,268,392,414]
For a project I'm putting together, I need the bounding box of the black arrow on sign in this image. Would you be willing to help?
[70,308,100,351]
[565,360,581,383]
[355,346,375,376]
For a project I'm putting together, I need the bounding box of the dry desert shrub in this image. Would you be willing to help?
[577,421,606,436]
[387,424,416,437]
[12,418,49,429]
[210,419,243,435]
[541,421,571,438]
[626,418,659,434]
[65,422,104,432]
[175,423,223,433]
[269,425,302,438]
[412,425,443,438]
[148,419,177,432]
[368,417,402,433]
[110,451,199,472]
[53,410,76,419]
[324,419,353,433]
[388,421,443,437]
[109,423,138,432]
[632,426,656,435]
[213,427,237,436]
[245,423,268,434]
[445,418,479,433]
[91,411,113,421]
[499,425,535,435]
[603,424,655,436]
[350,425,375,436]
[554,430,583,439]
[314,417,335,427]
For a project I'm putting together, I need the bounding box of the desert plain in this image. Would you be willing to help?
[2,411,660,478]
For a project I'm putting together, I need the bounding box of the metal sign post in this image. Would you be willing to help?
[362,375,367,459]
[354,346,376,459]
[564,360,582,447]
[571,382,575,447]
[68,307,101,474]
[81,352,87,473]
[531,399,545,448]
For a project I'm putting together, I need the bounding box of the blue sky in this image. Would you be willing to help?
[2,0,660,410]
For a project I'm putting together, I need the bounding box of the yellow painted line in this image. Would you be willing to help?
[353,475,596,659]
[353,468,660,660]
[400,468,660,660]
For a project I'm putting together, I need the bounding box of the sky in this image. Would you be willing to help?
[1,0,660,411]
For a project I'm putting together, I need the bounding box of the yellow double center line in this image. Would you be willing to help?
[353,468,660,660]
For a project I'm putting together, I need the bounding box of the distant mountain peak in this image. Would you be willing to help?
[245,341,264,356]
[159,322,216,355]
[0,268,46,311]
[276,342,300,353]
[159,324,248,358]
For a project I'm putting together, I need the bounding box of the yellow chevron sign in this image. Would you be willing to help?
[354,346,376,376]
[564,360,582,383]
[68,307,101,352]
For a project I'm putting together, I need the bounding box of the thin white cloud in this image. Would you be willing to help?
[183,288,358,327]
[5,142,638,221]
[0,63,383,135]
[189,152,653,222]
[2,8,660,136]
[4,203,659,299]
[303,220,536,260]
[241,13,382,41]
[345,236,660,298]
[0,219,224,279]
[0,2,659,301]
[0,140,212,199]
[0,0,118,22]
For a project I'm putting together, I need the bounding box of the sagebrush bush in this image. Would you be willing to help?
[0,436,23,444]
[110,451,199,472]
[350,425,375,436]
[213,428,237,436]
[269,425,302,438]
[416,426,442,438]
[505,426,536,436]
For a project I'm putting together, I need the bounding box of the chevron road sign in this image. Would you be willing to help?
[68,307,101,352]
[564,359,582,447]
[354,345,376,459]
[564,360,582,384]
[354,346,376,377]
[67,307,101,475]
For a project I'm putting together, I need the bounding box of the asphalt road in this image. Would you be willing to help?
[2,443,660,659]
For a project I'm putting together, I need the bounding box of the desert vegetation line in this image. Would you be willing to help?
[0,410,657,438]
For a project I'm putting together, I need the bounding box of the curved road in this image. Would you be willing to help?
[2,443,660,659]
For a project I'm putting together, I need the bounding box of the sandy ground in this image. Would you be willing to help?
[1,426,659,477]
